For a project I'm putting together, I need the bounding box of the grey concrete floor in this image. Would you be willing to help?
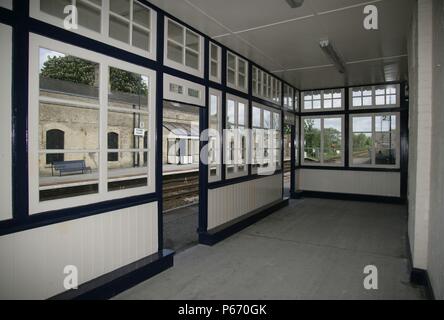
[116,198,426,300]
[163,204,199,252]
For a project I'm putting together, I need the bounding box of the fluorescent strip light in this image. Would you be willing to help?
[319,39,346,74]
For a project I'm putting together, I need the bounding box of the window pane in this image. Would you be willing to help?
[168,20,184,44]
[304,119,321,163]
[352,117,372,165]
[133,1,151,29]
[185,49,199,69]
[238,74,245,89]
[132,25,150,51]
[167,41,184,64]
[186,30,199,52]
[39,48,100,102]
[264,110,271,129]
[227,53,236,70]
[210,61,218,78]
[210,44,218,61]
[110,0,130,18]
[108,67,149,112]
[109,15,130,44]
[39,152,99,201]
[238,103,245,126]
[323,118,342,164]
[227,69,235,85]
[238,60,246,74]
[108,151,148,191]
[40,0,71,20]
[253,107,261,127]
[78,0,101,32]
[227,100,235,127]
[375,115,397,165]
[108,111,149,149]
[375,95,385,105]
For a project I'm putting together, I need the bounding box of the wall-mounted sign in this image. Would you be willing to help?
[134,128,146,137]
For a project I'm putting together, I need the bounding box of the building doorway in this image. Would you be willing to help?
[162,101,200,252]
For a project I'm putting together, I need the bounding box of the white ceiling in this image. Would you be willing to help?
[150,0,414,89]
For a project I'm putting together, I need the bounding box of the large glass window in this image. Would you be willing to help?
[29,35,156,213]
[283,84,294,111]
[166,18,202,76]
[350,114,399,167]
[225,95,248,178]
[227,52,248,92]
[208,89,222,182]
[33,0,156,58]
[302,117,343,166]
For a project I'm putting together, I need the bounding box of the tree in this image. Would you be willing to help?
[41,55,148,95]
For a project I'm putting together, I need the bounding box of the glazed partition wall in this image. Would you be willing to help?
[0,1,293,299]
[295,84,408,202]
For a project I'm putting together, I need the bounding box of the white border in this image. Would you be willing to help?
[209,42,222,84]
[302,89,346,112]
[28,33,157,214]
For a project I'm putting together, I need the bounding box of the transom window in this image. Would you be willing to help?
[209,42,221,83]
[350,113,400,168]
[225,95,249,179]
[227,52,248,92]
[32,0,156,59]
[303,89,344,111]
[166,19,202,76]
[252,66,281,105]
[351,85,399,108]
[29,35,156,214]
[302,116,344,166]
[109,0,152,52]
[283,84,295,110]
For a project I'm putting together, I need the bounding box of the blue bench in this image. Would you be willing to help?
[51,160,92,177]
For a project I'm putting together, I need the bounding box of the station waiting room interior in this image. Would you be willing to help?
[0,0,443,300]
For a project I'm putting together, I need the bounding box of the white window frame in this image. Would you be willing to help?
[225,94,249,179]
[0,0,12,10]
[30,0,157,60]
[208,88,222,182]
[295,90,299,111]
[349,113,400,169]
[251,103,282,174]
[28,34,157,214]
[209,42,221,83]
[0,23,12,221]
[164,18,204,78]
[253,67,282,106]
[226,52,248,93]
[350,84,400,109]
[302,89,345,112]
[301,115,345,167]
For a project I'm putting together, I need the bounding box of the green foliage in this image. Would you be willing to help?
[41,55,148,95]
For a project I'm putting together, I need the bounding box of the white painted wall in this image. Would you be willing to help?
[427,0,444,300]
[208,174,283,230]
[296,169,401,197]
[408,0,433,271]
[0,24,12,222]
[0,202,158,300]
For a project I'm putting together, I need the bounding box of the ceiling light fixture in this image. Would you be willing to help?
[319,39,346,74]
[285,0,304,8]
